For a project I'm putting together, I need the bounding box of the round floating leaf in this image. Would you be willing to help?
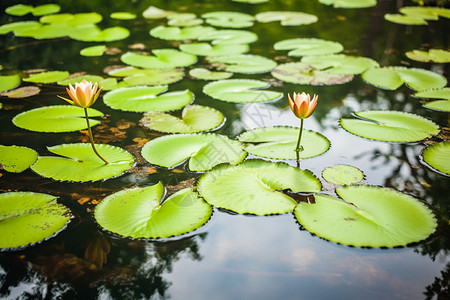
[6,4,60,16]
[58,75,105,87]
[80,45,106,57]
[141,133,246,172]
[301,54,379,75]
[198,29,258,45]
[150,25,215,41]
[0,192,71,250]
[274,38,343,57]
[31,143,134,182]
[180,43,249,57]
[0,21,41,36]
[237,126,330,159]
[208,54,277,74]
[70,26,130,42]
[340,110,440,142]
[95,183,212,239]
[103,86,193,112]
[295,185,437,247]
[415,88,450,112]
[167,13,204,26]
[255,11,318,26]
[141,105,224,133]
[406,49,450,63]
[110,12,136,20]
[271,62,353,85]
[197,159,321,215]
[319,0,376,8]
[0,74,21,93]
[421,142,450,176]
[13,105,103,133]
[0,145,38,173]
[189,68,233,80]
[202,11,255,28]
[108,67,184,86]
[23,71,69,84]
[142,6,175,19]
[0,86,40,98]
[121,50,197,68]
[384,13,428,25]
[322,165,364,185]
[423,100,450,112]
[361,67,403,90]
[5,4,34,16]
[203,79,282,103]
[40,12,102,25]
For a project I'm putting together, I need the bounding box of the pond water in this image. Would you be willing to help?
[0,0,449,299]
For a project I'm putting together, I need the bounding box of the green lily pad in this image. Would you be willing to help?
[69,26,130,42]
[197,159,322,215]
[121,50,197,68]
[95,183,212,239]
[274,38,343,57]
[31,143,134,182]
[423,100,450,112]
[5,4,60,16]
[384,14,428,25]
[232,0,268,3]
[0,145,38,173]
[203,79,282,103]
[13,105,103,133]
[202,11,255,28]
[141,105,224,133]
[142,6,175,19]
[0,192,71,250]
[110,12,136,20]
[340,110,440,142]
[40,13,103,25]
[57,75,105,87]
[189,68,233,80]
[180,43,249,57]
[362,67,447,91]
[141,133,246,172]
[150,25,215,41]
[108,67,184,86]
[255,11,318,26]
[415,88,450,112]
[406,49,450,63]
[167,13,204,27]
[0,21,41,36]
[385,7,450,25]
[237,126,330,159]
[295,185,437,247]
[322,165,364,185]
[103,86,193,112]
[0,74,21,93]
[319,0,377,8]
[23,71,69,84]
[271,62,354,85]
[207,54,277,74]
[0,86,41,98]
[301,54,379,75]
[80,45,106,57]
[198,29,258,45]
[421,142,450,176]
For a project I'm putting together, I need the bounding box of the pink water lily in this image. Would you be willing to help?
[58,79,102,108]
[288,92,318,119]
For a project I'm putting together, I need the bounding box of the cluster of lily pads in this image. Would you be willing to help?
[0,2,448,251]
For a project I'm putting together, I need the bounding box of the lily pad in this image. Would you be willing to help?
[318,0,377,8]
[31,143,134,182]
[255,11,318,26]
[274,38,343,57]
[167,13,204,27]
[189,68,233,80]
[295,185,437,247]
[340,110,440,142]
[421,142,450,176]
[142,6,175,19]
[301,54,379,75]
[237,126,330,159]
[198,29,258,45]
[13,105,103,133]
[406,49,450,63]
[141,105,224,133]
[203,79,282,103]
[150,25,215,41]
[322,165,364,185]
[110,12,136,20]
[121,50,197,68]
[108,67,184,86]
[5,4,60,17]
[180,43,249,57]
[202,11,255,28]
[271,62,354,85]
[23,71,69,84]
[0,192,71,250]
[0,74,21,93]
[415,88,450,112]
[207,54,277,74]
[69,26,130,42]
[362,67,447,91]
[80,45,106,57]
[0,145,38,173]
[197,159,322,215]
[141,133,246,172]
[0,86,41,98]
[385,7,450,25]
[0,21,41,36]
[103,86,193,112]
[95,183,212,239]
[232,0,268,3]
[57,75,105,87]
[40,13,102,25]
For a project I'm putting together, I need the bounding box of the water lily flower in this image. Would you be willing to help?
[58,79,102,108]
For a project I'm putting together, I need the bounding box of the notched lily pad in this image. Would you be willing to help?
[319,0,376,8]
[322,165,364,185]
[421,141,450,176]
[23,71,69,84]
[108,67,184,86]
[207,54,277,74]
[255,11,318,26]
[80,45,106,57]
[5,4,60,17]
[406,49,450,63]
[94,183,212,239]
[274,38,343,57]
[198,29,258,45]
[385,6,450,25]
[167,13,204,27]
[143,6,175,19]
[0,145,38,173]
[0,74,21,93]
[415,88,450,112]
[0,86,40,98]
[202,11,255,28]
[180,43,249,57]
[121,50,197,68]
[189,68,233,80]
[150,25,214,41]
[301,54,379,75]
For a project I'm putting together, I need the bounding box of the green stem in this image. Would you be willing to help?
[295,118,304,153]
[84,108,109,164]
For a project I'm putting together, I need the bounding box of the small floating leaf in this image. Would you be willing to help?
[301,54,379,75]
[340,110,440,142]
[274,38,343,57]
[295,185,437,247]
[150,25,215,41]
[31,143,134,182]
[180,43,249,57]
[0,145,38,173]
[167,13,203,27]
[58,75,105,87]
[415,88,450,112]
[110,12,136,20]
[0,74,21,93]
[95,183,212,239]
[207,54,277,74]
[121,50,197,68]
[199,29,258,45]
[70,26,130,42]
[103,86,193,112]
[255,11,318,26]
[13,105,103,133]
[0,192,71,250]
[421,142,450,176]
[203,79,282,103]
[189,68,233,80]
[0,86,40,98]
[23,71,69,84]
[237,126,330,159]
[385,7,450,25]
[141,105,224,133]
[6,4,60,16]
[80,45,106,57]
[319,0,377,8]
[197,159,321,215]
[406,49,450,63]
[202,11,255,28]
[141,133,246,172]
[142,6,175,19]
[322,165,364,185]
[108,67,184,86]
[0,21,41,36]
[232,0,268,3]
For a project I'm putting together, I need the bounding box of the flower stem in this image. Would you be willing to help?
[295,118,304,153]
[84,108,109,164]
